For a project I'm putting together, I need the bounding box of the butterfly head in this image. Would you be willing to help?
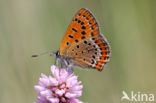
[52,50,74,68]
[52,50,60,58]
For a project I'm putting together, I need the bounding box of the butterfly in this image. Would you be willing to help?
[53,8,111,71]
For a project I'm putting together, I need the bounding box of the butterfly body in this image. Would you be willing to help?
[54,8,111,71]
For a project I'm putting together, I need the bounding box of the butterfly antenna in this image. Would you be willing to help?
[32,50,53,57]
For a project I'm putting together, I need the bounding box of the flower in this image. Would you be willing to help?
[34,65,83,103]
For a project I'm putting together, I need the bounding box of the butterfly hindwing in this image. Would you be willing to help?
[65,34,110,71]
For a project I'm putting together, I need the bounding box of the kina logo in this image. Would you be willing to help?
[121,91,154,102]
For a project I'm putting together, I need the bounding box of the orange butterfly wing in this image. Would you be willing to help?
[59,8,110,71]
[59,8,99,55]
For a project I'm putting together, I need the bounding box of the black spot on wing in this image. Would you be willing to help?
[81,36,86,39]
[81,31,86,35]
[75,39,79,43]
[77,45,80,48]
[81,22,84,25]
[84,40,87,44]
[81,26,86,29]
[68,35,74,38]
[66,42,69,45]
[78,20,81,23]
[72,28,77,32]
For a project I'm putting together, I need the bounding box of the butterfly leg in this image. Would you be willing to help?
[61,61,66,68]
[54,58,59,67]
[60,59,73,74]
[67,67,73,74]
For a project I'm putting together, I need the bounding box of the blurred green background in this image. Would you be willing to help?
[0,0,156,103]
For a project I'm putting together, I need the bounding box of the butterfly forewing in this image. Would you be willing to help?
[60,8,100,55]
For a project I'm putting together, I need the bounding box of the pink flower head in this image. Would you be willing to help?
[34,65,83,103]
